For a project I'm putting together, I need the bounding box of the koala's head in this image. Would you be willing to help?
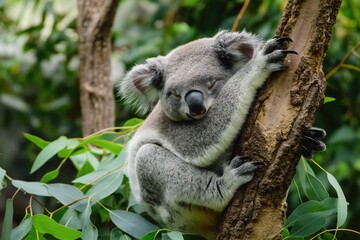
[120,30,260,121]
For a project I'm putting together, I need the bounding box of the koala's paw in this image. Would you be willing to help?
[261,36,297,72]
[224,155,263,186]
[301,127,327,159]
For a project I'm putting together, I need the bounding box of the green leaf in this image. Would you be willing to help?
[124,118,143,127]
[167,231,184,240]
[141,230,161,240]
[30,136,69,174]
[324,96,336,103]
[58,139,81,158]
[85,170,124,202]
[12,180,51,196]
[32,214,82,240]
[10,215,32,240]
[298,159,328,201]
[76,161,95,180]
[59,209,82,230]
[71,151,99,170]
[81,199,98,240]
[24,227,46,240]
[285,198,337,227]
[40,168,59,183]
[24,133,49,149]
[0,167,5,191]
[46,183,85,211]
[91,139,123,155]
[73,158,125,184]
[109,210,159,239]
[288,209,335,238]
[2,199,13,240]
[304,172,329,201]
[326,172,348,227]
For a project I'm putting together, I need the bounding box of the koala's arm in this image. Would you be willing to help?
[136,143,258,212]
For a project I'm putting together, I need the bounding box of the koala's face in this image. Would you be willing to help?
[158,38,234,121]
[121,31,257,120]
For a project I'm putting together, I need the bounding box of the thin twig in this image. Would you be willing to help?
[309,228,360,240]
[231,0,251,32]
[325,41,360,80]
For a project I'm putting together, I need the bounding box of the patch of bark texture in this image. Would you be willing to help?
[217,0,342,239]
[77,0,119,136]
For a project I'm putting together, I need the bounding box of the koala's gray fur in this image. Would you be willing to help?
[120,30,294,239]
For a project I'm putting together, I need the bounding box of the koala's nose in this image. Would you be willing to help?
[185,90,206,117]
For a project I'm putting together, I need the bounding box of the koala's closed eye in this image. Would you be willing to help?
[207,80,217,90]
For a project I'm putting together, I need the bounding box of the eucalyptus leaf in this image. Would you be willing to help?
[46,183,86,211]
[70,151,99,170]
[60,208,82,230]
[30,136,70,174]
[141,230,160,240]
[124,118,143,127]
[32,214,82,240]
[91,139,123,155]
[0,167,5,191]
[109,210,159,239]
[324,96,336,103]
[73,158,125,184]
[2,199,13,240]
[40,168,59,183]
[12,180,50,196]
[288,209,335,238]
[285,198,337,227]
[85,170,124,202]
[304,172,329,201]
[24,133,49,149]
[327,172,348,227]
[81,199,98,240]
[167,231,184,240]
[10,216,32,240]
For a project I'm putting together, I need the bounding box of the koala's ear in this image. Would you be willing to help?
[120,57,164,114]
[213,30,261,69]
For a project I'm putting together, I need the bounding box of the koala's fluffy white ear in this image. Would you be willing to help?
[120,57,164,114]
[213,30,262,69]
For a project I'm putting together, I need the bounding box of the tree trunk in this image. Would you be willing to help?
[77,0,119,136]
[217,0,342,239]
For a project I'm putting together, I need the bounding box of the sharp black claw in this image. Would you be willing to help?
[282,50,298,55]
[252,161,265,169]
[276,36,293,43]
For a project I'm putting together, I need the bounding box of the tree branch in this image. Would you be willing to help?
[217,0,342,239]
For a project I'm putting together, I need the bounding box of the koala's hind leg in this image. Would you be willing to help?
[135,143,259,212]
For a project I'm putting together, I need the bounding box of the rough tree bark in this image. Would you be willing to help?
[217,0,342,239]
[77,0,119,136]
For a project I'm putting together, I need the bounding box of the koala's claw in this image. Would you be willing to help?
[282,50,298,55]
[230,155,251,168]
[264,36,293,55]
[301,127,327,159]
[229,155,263,176]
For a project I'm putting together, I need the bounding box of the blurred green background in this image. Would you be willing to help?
[0,0,359,237]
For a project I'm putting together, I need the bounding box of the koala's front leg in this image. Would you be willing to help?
[135,144,260,212]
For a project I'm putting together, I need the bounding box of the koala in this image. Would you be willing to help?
[119,30,326,239]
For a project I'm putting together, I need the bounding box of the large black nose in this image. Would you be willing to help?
[185,90,206,116]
